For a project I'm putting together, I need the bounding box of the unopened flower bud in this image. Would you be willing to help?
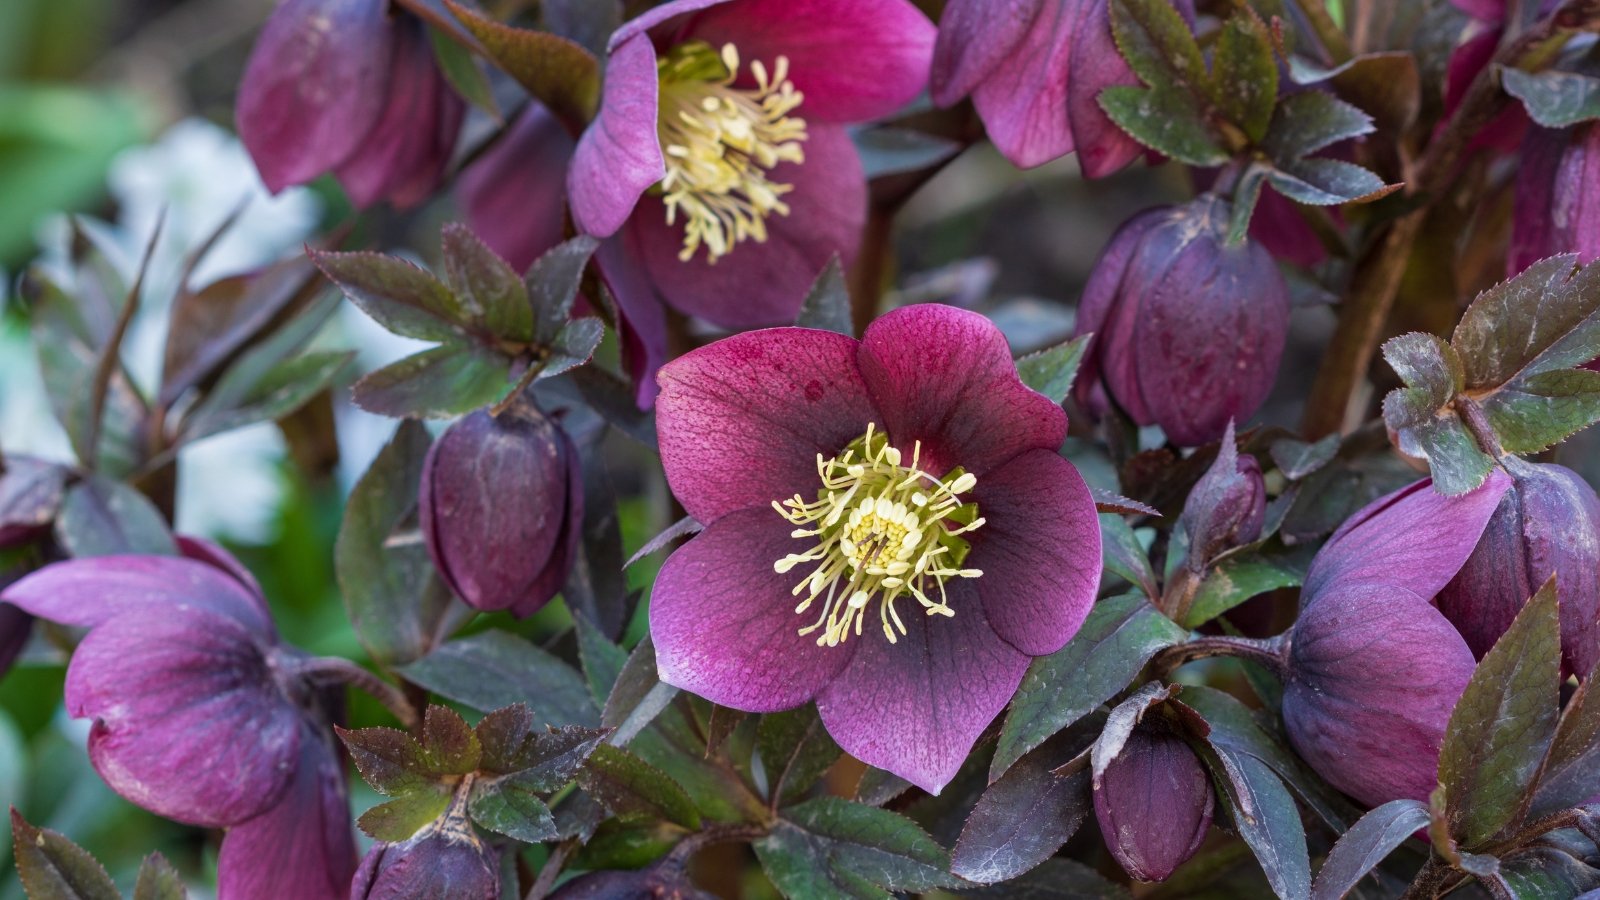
[351,830,499,900]
[420,405,583,618]
[1093,721,1213,882]
[1180,422,1266,567]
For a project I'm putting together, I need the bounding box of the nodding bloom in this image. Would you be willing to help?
[1282,472,1511,808]
[0,539,357,899]
[463,0,935,406]
[238,0,464,208]
[649,304,1101,792]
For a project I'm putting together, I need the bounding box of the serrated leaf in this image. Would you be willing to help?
[1480,368,1600,453]
[1110,0,1208,94]
[182,349,353,443]
[576,744,701,829]
[10,809,120,900]
[526,236,600,345]
[993,593,1185,779]
[1268,159,1395,206]
[1503,68,1600,127]
[398,630,599,728]
[796,256,852,336]
[313,250,465,343]
[54,476,177,558]
[545,318,605,379]
[1262,91,1376,163]
[422,705,481,775]
[440,222,533,343]
[1453,257,1600,388]
[1183,549,1308,628]
[1099,85,1230,166]
[1381,333,1495,496]
[758,705,842,807]
[131,852,186,900]
[477,712,606,789]
[1498,846,1600,897]
[957,858,1128,899]
[445,0,598,128]
[601,634,679,747]
[338,726,434,795]
[352,343,514,419]
[467,770,559,842]
[1310,799,1429,900]
[754,797,953,899]
[1016,335,1090,405]
[1440,579,1561,848]
[1528,658,1600,819]
[1196,744,1312,900]
[1212,12,1279,142]
[1092,683,1176,782]
[574,613,629,708]
[1099,515,1158,600]
[358,788,453,842]
[1270,434,1340,480]
[1291,51,1421,133]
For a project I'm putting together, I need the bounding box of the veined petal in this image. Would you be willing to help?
[2,554,274,636]
[971,0,1086,168]
[569,33,665,238]
[931,0,1041,107]
[596,236,671,408]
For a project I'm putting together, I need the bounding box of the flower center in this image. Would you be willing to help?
[772,424,984,647]
[655,40,808,264]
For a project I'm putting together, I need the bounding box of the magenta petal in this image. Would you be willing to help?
[971,450,1100,656]
[1071,207,1167,418]
[630,125,865,329]
[1067,0,1144,178]
[218,727,357,900]
[176,536,268,605]
[460,103,575,272]
[596,237,671,408]
[2,555,274,636]
[679,0,936,123]
[569,34,664,238]
[610,0,733,48]
[857,304,1066,477]
[1304,472,1512,601]
[971,0,1085,168]
[236,0,393,192]
[817,582,1029,794]
[1451,0,1505,22]
[930,0,1039,107]
[67,609,300,827]
[655,326,876,523]
[1284,582,1476,807]
[651,509,858,711]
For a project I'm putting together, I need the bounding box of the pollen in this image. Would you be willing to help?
[655,40,808,264]
[772,424,984,647]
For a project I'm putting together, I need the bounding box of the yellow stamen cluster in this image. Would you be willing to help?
[656,40,808,263]
[772,424,984,647]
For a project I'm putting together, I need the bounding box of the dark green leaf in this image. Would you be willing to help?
[422,704,482,775]
[1440,579,1561,848]
[1197,744,1312,900]
[182,350,353,443]
[398,630,599,728]
[1498,847,1600,898]
[1099,515,1158,600]
[1291,51,1421,133]
[1503,68,1600,127]
[576,744,702,829]
[1309,799,1429,900]
[574,613,629,708]
[467,770,559,842]
[358,788,452,842]
[758,705,842,807]
[352,343,514,419]
[956,858,1128,899]
[313,250,465,343]
[545,318,605,379]
[1099,85,1230,167]
[1529,659,1600,819]
[796,256,852,336]
[852,127,962,180]
[10,809,120,900]
[1227,163,1269,247]
[1262,91,1376,163]
[1380,333,1493,496]
[993,593,1185,779]
[476,707,606,788]
[1452,257,1600,389]
[854,768,913,808]
[54,476,177,558]
[1481,368,1600,454]
[754,797,953,899]
[601,634,679,747]
[338,726,434,795]
[526,236,600,345]
[562,448,630,638]
[1211,12,1278,142]
[566,365,658,446]
[1270,435,1340,481]
[440,223,532,343]
[446,0,600,128]
[1267,159,1395,206]
[186,291,340,423]
[1016,335,1091,405]
[131,852,186,900]
[1110,0,1209,95]
[428,25,499,118]
[1183,548,1309,628]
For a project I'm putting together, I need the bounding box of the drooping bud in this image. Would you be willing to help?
[1072,196,1290,446]
[1092,722,1214,882]
[350,830,499,900]
[1180,421,1266,568]
[419,405,583,618]
[1437,458,1600,678]
[1510,123,1600,276]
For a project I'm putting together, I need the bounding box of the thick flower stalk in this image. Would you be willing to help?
[650,303,1101,792]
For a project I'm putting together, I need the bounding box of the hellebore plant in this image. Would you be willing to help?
[650,303,1101,792]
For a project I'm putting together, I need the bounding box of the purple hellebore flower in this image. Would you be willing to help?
[237,0,465,209]
[1071,196,1290,447]
[0,538,357,899]
[1283,472,1511,809]
[1438,458,1600,679]
[351,826,500,900]
[1510,123,1600,275]
[650,303,1102,793]
[463,0,935,405]
[1092,721,1214,882]
[419,405,583,618]
[930,0,1189,173]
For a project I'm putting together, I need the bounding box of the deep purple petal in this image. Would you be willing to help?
[569,33,665,238]
[930,0,1040,107]
[351,833,500,900]
[219,726,357,900]
[1304,471,1512,602]
[971,0,1086,168]
[651,509,858,711]
[1451,0,1505,22]
[629,124,865,329]
[1071,207,1169,419]
[236,0,393,192]
[1,555,274,636]
[511,425,585,619]
[176,536,268,604]
[66,609,300,827]
[1093,724,1214,882]
[1066,0,1144,178]
[857,304,1066,478]
[1284,582,1476,808]
[1510,126,1566,276]
[459,103,575,272]
[596,236,671,408]
[677,0,936,124]
[970,450,1100,656]
[817,581,1029,794]
[656,326,876,523]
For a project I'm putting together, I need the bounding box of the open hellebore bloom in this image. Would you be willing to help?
[419,405,583,618]
[1093,721,1214,882]
[1282,472,1511,808]
[1438,458,1600,678]
[238,0,464,208]
[650,304,1102,792]
[1510,124,1600,275]
[931,0,1165,173]
[0,539,356,899]
[1072,196,1290,447]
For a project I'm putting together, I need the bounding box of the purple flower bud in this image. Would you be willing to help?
[1180,422,1266,566]
[1510,123,1600,276]
[420,406,583,618]
[351,830,500,900]
[1437,459,1600,679]
[1073,196,1290,446]
[1093,722,1214,882]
